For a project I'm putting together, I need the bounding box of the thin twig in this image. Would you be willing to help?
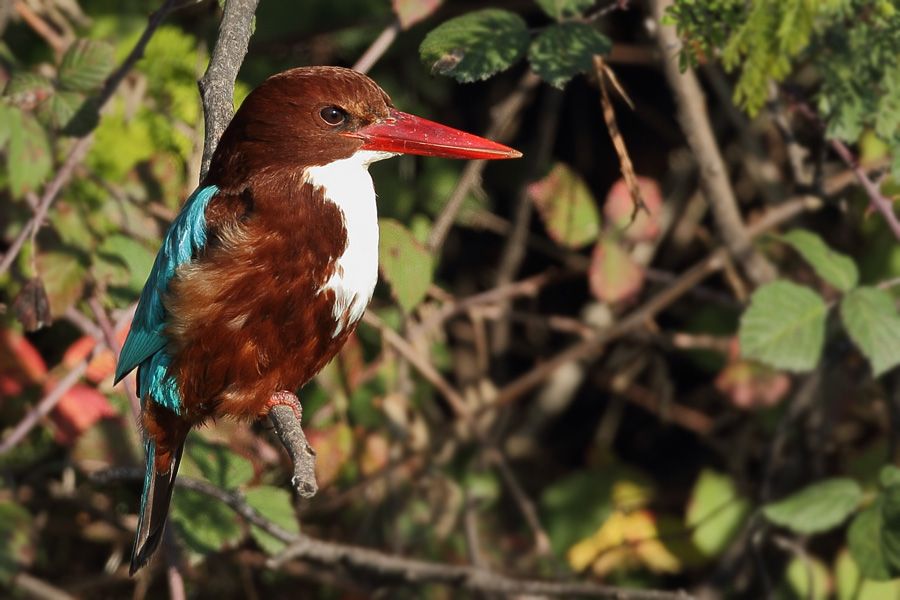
[14,1,66,53]
[829,138,900,241]
[352,19,400,74]
[427,72,540,252]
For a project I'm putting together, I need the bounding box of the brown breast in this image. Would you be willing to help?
[163,179,353,423]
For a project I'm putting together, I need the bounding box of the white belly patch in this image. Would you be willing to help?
[304,150,395,337]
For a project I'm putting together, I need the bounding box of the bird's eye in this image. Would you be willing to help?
[319,106,347,126]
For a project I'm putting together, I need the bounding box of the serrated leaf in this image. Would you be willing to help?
[419,9,529,82]
[528,163,601,248]
[529,22,611,88]
[4,73,53,110]
[840,287,900,377]
[36,90,85,132]
[35,250,87,317]
[686,470,749,558]
[762,478,862,534]
[393,0,443,29]
[379,218,433,312]
[181,437,253,490]
[535,0,596,20]
[848,500,895,581]
[782,229,858,292]
[739,281,827,372]
[0,103,16,149]
[245,486,299,554]
[59,39,115,92]
[8,109,52,197]
[172,488,242,557]
[589,237,645,303]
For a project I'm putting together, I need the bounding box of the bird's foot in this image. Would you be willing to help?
[263,390,302,421]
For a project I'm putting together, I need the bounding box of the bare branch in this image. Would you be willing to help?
[651,0,776,286]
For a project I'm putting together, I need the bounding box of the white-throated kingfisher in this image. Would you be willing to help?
[114,66,521,574]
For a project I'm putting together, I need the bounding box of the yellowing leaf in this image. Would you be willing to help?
[568,510,681,576]
[379,218,434,313]
[589,238,645,303]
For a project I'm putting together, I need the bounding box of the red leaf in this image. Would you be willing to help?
[715,340,791,409]
[62,335,117,383]
[589,238,645,303]
[603,177,663,243]
[392,0,443,29]
[1,328,47,383]
[50,383,116,445]
[306,423,353,488]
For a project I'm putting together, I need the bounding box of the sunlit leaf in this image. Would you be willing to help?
[848,500,894,581]
[36,250,88,317]
[782,555,830,600]
[529,163,601,248]
[7,109,52,197]
[172,488,242,557]
[306,423,353,488]
[59,39,115,92]
[379,218,433,312]
[686,469,749,558]
[420,9,528,82]
[835,549,900,600]
[763,478,862,534]
[738,281,827,372]
[529,22,611,88]
[50,384,116,446]
[840,286,900,377]
[782,229,858,292]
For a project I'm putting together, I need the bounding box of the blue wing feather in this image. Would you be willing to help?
[115,185,219,413]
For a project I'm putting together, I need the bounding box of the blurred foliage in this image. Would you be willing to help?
[0,0,899,598]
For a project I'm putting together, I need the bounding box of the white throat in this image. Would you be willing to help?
[304,150,396,336]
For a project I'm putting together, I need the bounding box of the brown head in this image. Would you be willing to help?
[204,66,520,192]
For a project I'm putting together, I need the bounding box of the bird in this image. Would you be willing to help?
[114,66,521,575]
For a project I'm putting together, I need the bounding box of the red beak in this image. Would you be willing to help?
[346,108,521,160]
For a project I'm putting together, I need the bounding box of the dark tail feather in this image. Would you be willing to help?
[129,437,186,575]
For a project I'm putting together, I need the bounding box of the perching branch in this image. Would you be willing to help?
[195,0,317,498]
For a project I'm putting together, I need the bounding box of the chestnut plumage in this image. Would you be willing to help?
[115,66,520,574]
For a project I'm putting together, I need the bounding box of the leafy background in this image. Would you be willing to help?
[1,0,900,598]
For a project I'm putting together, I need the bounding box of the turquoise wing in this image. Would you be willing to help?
[115,185,219,413]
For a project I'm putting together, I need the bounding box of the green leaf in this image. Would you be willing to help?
[378,218,434,312]
[7,109,52,197]
[93,234,156,293]
[35,90,84,131]
[0,501,33,584]
[848,500,894,581]
[762,478,862,534]
[181,437,254,490]
[781,229,859,292]
[529,23,612,88]
[528,162,601,248]
[535,0,596,20]
[419,9,529,82]
[840,287,900,377]
[738,281,827,372]
[36,250,87,316]
[58,39,115,92]
[172,488,242,557]
[782,555,830,600]
[835,549,900,600]
[4,73,53,110]
[686,469,750,557]
[589,237,645,303]
[244,486,299,555]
